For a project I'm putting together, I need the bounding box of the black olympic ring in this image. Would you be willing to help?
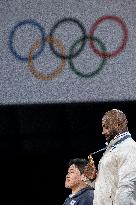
[68,35,107,78]
[49,18,87,59]
[8,19,46,62]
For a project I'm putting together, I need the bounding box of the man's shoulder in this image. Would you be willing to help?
[74,187,94,204]
[112,135,136,150]
[118,136,136,149]
[113,137,136,160]
[63,187,94,205]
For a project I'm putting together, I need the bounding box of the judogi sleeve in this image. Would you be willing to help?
[114,145,136,205]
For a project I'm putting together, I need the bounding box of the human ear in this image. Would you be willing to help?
[81,174,88,182]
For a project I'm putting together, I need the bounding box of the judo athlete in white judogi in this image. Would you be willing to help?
[93,109,136,205]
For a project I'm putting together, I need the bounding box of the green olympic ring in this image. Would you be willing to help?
[68,35,107,78]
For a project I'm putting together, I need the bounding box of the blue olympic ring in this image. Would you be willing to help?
[8,19,46,62]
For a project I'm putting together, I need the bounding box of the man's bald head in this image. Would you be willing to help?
[102,109,128,142]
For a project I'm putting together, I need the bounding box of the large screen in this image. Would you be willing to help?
[0,0,135,104]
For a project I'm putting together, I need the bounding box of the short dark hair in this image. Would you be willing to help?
[69,158,88,174]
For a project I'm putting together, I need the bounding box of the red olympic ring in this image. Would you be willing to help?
[89,15,128,58]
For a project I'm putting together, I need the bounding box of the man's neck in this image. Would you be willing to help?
[71,183,88,195]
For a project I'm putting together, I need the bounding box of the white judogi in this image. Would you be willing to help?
[93,132,136,205]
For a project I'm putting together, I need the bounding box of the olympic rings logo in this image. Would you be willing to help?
[8,15,128,80]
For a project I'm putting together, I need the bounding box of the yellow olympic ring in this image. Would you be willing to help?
[28,36,66,80]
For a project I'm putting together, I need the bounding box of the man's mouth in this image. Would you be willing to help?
[66,178,70,182]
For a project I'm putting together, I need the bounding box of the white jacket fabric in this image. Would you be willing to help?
[93,132,136,205]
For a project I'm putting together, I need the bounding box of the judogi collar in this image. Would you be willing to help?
[107,131,131,149]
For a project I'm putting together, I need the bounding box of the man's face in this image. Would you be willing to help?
[102,119,118,142]
[65,164,82,189]
[102,121,111,142]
